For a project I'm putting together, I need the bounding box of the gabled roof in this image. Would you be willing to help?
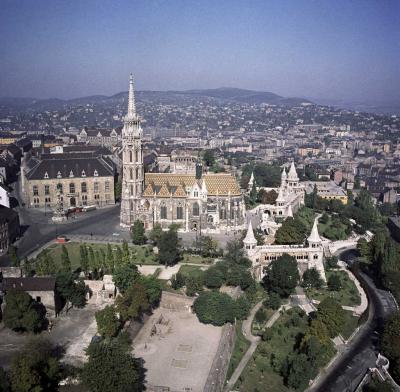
[1,277,56,292]
[144,173,241,196]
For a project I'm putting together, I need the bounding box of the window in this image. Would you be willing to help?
[219,208,226,220]
[94,182,99,193]
[81,182,87,193]
[135,150,139,162]
[105,181,110,192]
[44,185,50,195]
[129,150,133,162]
[313,254,319,260]
[81,170,86,177]
[44,172,49,179]
[136,168,139,179]
[130,168,133,180]
[82,194,87,206]
[69,183,75,194]
[192,202,199,216]
[57,183,63,194]
[194,191,198,197]
[33,185,39,196]
[130,184,134,195]
[160,205,167,219]
[177,206,183,219]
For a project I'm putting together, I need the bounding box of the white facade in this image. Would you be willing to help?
[244,219,326,283]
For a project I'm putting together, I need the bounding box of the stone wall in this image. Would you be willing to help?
[204,322,236,392]
[159,291,194,312]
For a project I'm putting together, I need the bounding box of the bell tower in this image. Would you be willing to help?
[120,74,144,227]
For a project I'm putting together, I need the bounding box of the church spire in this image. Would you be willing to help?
[127,73,136,118]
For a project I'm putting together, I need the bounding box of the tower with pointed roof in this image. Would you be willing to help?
[120,74,144,227]
[243,220,257,252]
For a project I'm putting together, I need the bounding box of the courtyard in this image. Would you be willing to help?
[133,297,223,392]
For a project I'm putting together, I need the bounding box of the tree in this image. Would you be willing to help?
[197,236,218,257]
[327,274,342,291]
[148,223,163,245]
[382,311,400,382]
[61,244,71,271]
[325,256,338,269]
[357,238,371,262]
[122,240,130,264]
[363,378,395,392]
[115,246,123,265]
[0,367,10,392]
[263,254,300,297]
[203,150,215,167]
[263,292,281,310]
[302,268,323,289]
[204,267,225,288]
[112,263,139,293]
[258,189,278,205]
[3,290,46,333]
[115,283,150,321]
[9,337,61,392]
[158,228,181,266]
[131,220,146,245]
[36,250,57,276]
[135,275,162,307]
[95,305,121,338]
[56,272,87,310]
[193,291,237,326]
[282,353,314,391]
[224,240,251,267]
[106,243,115,272]
[80,244,89,275]
[9,245,19,267]
[317,297,345,338]
[81,339,144,392]
[171,272,185,290]
[274,216,307,245]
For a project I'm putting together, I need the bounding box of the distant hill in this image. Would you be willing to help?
[0,87,312,113]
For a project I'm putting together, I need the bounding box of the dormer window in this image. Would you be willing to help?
[44,171,49,179]
[57,171,62,179]
[69,170,74,178]
[94,169,98,177]
[81,170,86,177]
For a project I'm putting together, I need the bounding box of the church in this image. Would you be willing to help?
[119,75,245,232]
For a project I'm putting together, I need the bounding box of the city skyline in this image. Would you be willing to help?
[1,0,399,104]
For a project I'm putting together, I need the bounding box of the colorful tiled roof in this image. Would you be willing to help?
[144,173,241,196]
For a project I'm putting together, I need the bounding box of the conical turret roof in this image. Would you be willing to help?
[288,161,299,181]
[276,186,285,203]
[307,218,322,243]
[243,220,257,245]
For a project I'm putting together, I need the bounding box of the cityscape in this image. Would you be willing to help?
[0,1,400,392]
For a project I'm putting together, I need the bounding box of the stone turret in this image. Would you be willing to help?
[287,161,299,182]
[307,218,322,247]
[243,221,257,251]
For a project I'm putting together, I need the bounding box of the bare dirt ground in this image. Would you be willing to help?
[133,307,222,392]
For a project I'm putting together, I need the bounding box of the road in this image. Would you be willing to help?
[311,249,398,392]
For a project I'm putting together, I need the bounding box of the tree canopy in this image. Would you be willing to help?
[95,305,121,338]
[263,254,300,297]
[131,220,146,245]
[317,297,346,338]
[158,228,181,266]
[81,339,143,392]
[3,290,46,333]
[112,263,139,293]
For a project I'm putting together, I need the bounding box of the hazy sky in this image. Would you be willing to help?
[1,0,399,102]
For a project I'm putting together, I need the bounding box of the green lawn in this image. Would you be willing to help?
[236,308,309,392]
[226,321,251,380]
[178,264,205,280]
[37,241,158,271]
[306,270,361,307]
[181,253,214,264]
[340,311,360,340]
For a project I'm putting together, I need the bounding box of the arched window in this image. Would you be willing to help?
[69,183,75,194]
[94,182,99,193]
[177,206,183,219]
[130,184,134,195]
[130,168,133,180]
[105,181,110,192]
[192,202,199,216]
[160,205,167,219]
[135,150,139,162]
[129,150,133,162]
[81,182,87,193]
[136,168,139,178]
[57,183,63,194]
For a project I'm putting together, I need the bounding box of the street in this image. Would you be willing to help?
[311,249,398,392]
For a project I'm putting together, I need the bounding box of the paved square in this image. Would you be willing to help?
[133,307,222,392]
